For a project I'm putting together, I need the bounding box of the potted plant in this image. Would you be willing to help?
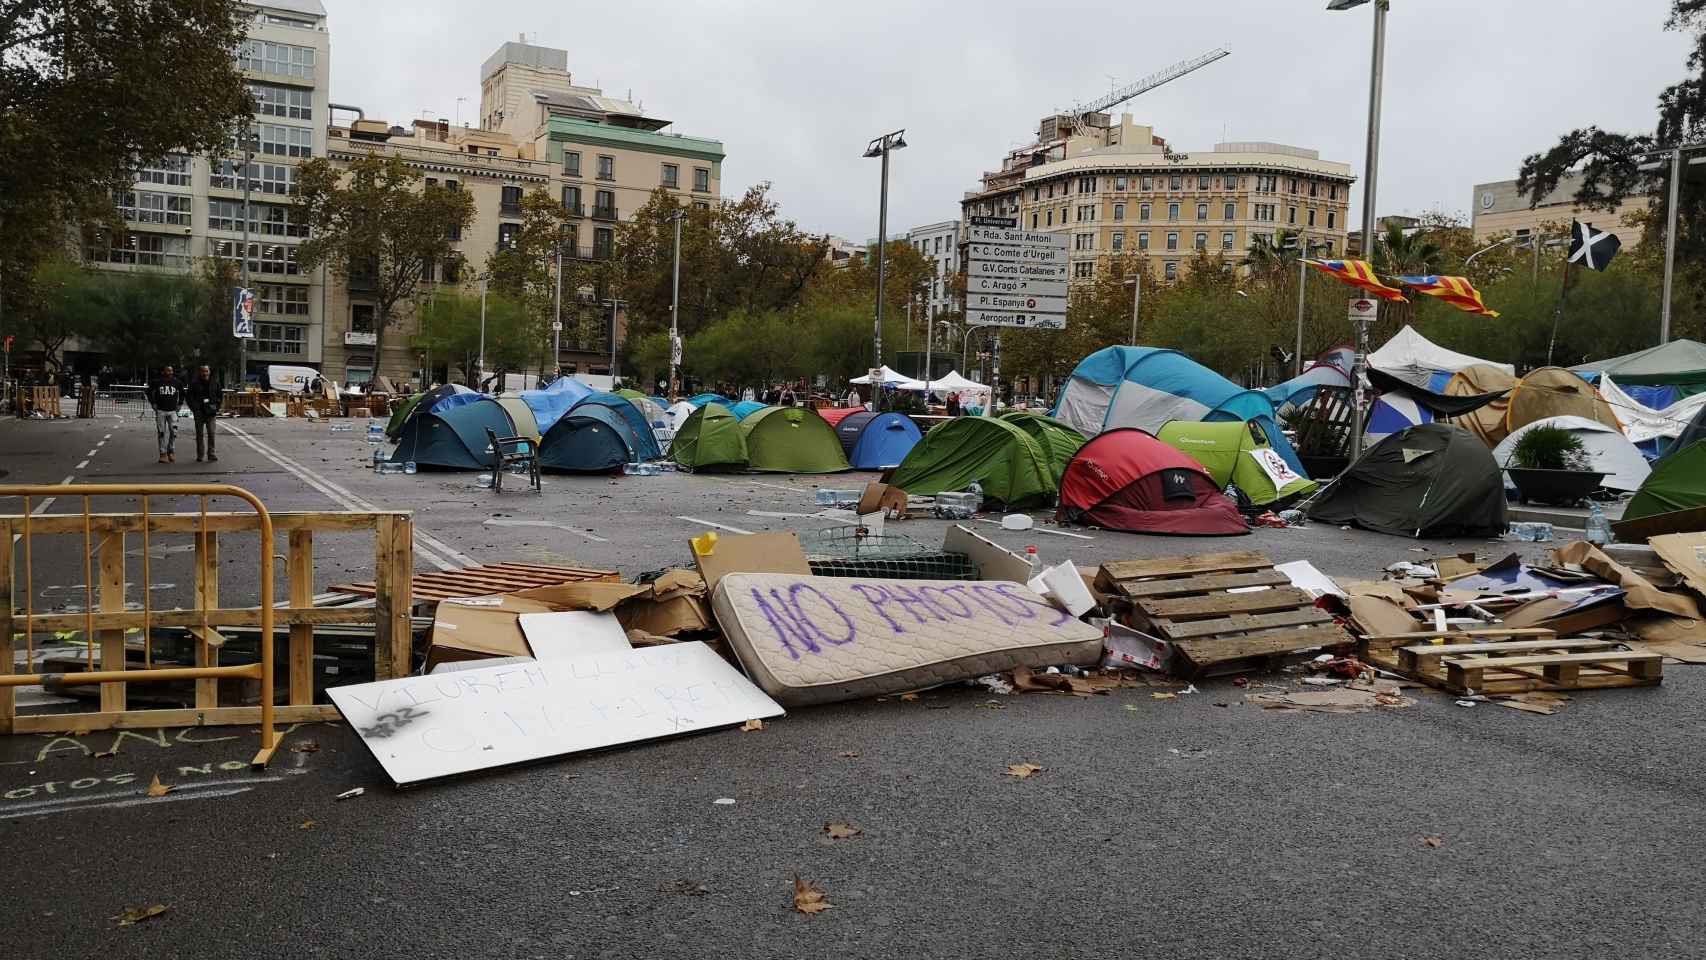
[1505,425,1605,506]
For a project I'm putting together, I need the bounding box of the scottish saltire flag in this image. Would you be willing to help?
[1396,275,1500,318]
[1305,259,1408,301]
[1568,220,1621,271]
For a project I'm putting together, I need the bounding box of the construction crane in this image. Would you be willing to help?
[1069,47,1232,122]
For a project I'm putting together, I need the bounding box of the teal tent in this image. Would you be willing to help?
[569,392,661,460]
[389,397,514,470]
[540,404,653,473]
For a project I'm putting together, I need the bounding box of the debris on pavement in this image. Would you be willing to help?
[791,875,833,915]
[111,905,169,927]
[822,822,862,840]
[146,774,173,797]
[1004,762,1044,779]
[335,787,365,801]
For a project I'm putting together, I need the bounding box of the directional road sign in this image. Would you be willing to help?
[964,227,1070,330]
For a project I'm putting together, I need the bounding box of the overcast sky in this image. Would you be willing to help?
[326,0,1689,240]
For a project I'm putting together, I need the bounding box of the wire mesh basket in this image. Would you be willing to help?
[801,525,977,580]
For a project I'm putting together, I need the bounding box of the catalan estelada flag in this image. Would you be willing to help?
[1304,259,1408,301]
[1396,275,1500,318]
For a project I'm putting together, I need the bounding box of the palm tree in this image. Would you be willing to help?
[1371,223,1443,276]
[1244,229,1304,278]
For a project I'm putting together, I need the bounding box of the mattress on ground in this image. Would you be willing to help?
[711,572,1103,706]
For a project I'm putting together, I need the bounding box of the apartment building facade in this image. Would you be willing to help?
[905,220,961,318]
[1471,173,1648,248]
[962,114,1353,284]
[84,0,331,377]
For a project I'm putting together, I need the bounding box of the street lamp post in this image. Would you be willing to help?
[1128,267,1142,345]
[604,297,626,385]
[667,209,685,401]
[553,224,564,375]
[478,277,488,386]
[1289,236,1331,376]
[1330,0,1388,461]
[863,129,907,371]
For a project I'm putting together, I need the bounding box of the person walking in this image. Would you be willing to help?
[148,365,185,463]
[186,364,221,462]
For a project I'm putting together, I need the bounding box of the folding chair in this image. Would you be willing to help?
[485,426,541,493]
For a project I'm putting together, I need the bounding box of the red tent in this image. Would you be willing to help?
[817,407,864,427]
[1056,428,1248,536]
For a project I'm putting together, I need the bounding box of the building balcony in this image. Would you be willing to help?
[499,201,524,218]
[563,202,585,218]
[591,205,618,221]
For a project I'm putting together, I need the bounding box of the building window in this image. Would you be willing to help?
[1325,212,1336,230]
[115,190,192,226]
[1256,175,1278,193]
[1031,212,1038,228]
[500,185,523,215]
[136,153,192,187]
[257,284,309,316]
[1287,206,1297,224]
[1224,202,1236,220]
[661,163,679,188]
[1114,176,1127,191]
[692,200,710,211]
[1074,233,1094,251]
[1138,203,1151,222]
[1074,261,1094,279]
[562,185,582,215]
[1222,232,1234,250]
[1169,175,1182,190]
[1164,261,1178,281]
[238,39,315,79]
[1141,176,1153,191]
[249,123,313,158]
[1329,185,1338,200]
[1195,232,1208,250]
[593,227,614,258]
[1079,204,1095,222]
[250,83,311,121]
[1138,232,1149,251]
[1111,231,1124,252]
[1166,232,1178,251]
[89,232,189,268]
[207,198,305,237]
[1030,187,1039,201]
[1308,209,1317,227]
[597,155,615,180]
[498,223,519,250]
[1223,176,1239,189]
[934,236,943,253]
[1113,203,1125,221]
[564,151,581,177]
[1167,203,1179,221]
[1078,176,1096,193]
[1288,177,1299,193]
[1046,210,1053,226]
[211,239,298,275]
[349,304,375,333]
[1197,203,1208,220]
[254,322,306,355]
[593,189,615,218]
[1198,175,1211,190]
[1308,181,1319,198]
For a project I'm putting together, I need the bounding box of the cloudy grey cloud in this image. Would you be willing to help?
[325,0,1687,239]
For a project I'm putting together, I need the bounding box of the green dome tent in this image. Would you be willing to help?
[1624,440,1706,522]
[1157,419,1317,507]
[998,411,1086,479]
[670,402,749,472]
[1307,423,1507,538]
[889,416,1057,509]
[740,406,850,473]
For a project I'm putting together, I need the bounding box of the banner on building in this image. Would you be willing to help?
[233,287,257,339]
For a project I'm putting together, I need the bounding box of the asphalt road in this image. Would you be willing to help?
[2,414,1700,959]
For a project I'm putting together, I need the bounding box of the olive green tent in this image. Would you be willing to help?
[889,417,1056,508]
[1624,440,1706,521]
[998,411,1085,479]
[671,402,748,471]
[740,406,850,473]
[1157,419,1317,506]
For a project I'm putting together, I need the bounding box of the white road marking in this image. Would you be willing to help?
[676,516,753,535]
[717,477,808,495]
[482,517,608,543]
[223,422,470,570]
[11,480,69,544]
[75,460,89,470]
[974,518,1094,540]
[103,433,112,440]
[86,449,98,457]
[0,781,276,820]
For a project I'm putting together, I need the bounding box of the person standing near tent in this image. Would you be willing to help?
[148,364,185,463]
[947,391,961,416]
[779,382,797,407]
[186,364,221,462]
[846,385,861,409]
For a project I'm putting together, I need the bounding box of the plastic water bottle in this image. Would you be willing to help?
[365,422,383,443]
[1585,503,1613,546]
[371,447,384,471]
[1025,545,1040,577]
[404,460,417,475]
[623,462,660,476]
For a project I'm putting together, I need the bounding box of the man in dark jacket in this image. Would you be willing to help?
[148,365,184,463]
[186,365,221,463]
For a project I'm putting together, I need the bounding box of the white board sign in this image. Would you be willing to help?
[519,610,633,659]
[967,258,1068,280]
[326,642,784,786]
[968,226,1070,247]
[965,309,1067,329]
[969,275,1068,298]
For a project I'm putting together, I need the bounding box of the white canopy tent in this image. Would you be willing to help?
[901,370,989,395]
[1368,325,1513,377]
[850,365,924,388]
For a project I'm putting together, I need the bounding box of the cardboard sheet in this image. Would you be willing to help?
[1649,533,1706,598]
[1553,541,1701,620]
[425,594,555,669]
[328,642,785,786]
[691,531,811,590]
[942,524,1034,583]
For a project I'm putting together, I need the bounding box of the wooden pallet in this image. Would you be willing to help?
[1381,637,1662,694]
[1096,552,1350,676]
[330,561,618,604]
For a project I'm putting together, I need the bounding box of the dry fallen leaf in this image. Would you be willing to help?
[740,719,764,732]
[1422,835,1445,848]
[823,822,862,840]
[898,693,920,702]
[112,904,168,927]
[1151,692,1177,701]
[299,820,316,830]
[792,874,832,915]
[93,749,116,758]
[1005,762,1044,779]
[146,774,173,798]
[289,740,321,753]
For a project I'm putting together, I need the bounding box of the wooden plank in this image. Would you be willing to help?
[8,703,342,734]
[1361,627,1557,642]
[1099,552,1273,585]
[20,607,378,631]
[1173,624,1351,669]
[1612,505,1706,543]
[288,528,314,707]
[384,514,414,679]
[1114,570,1290,600]
[0,511,396,535]
[1150,607,1332,640]
[1140,587,1312,620]
[0,519,13,733]
[98,530,126,714]
[1398,638,1612,676]
[1444,650,1664,671]
[194,528,219,708]
[372,516,399,679]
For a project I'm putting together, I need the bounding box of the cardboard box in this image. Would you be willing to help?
[691,531,811,590]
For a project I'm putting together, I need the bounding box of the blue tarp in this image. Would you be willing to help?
[519,377,594,435]
[729,400,768,421]
[688,393,731,408]
[569,392,662,460]
[1052,346,1307,476]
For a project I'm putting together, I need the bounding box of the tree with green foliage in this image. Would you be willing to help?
[487,187,577,368]
[0,0,253,316]
[292,154,477,364]
[412,290,529,385]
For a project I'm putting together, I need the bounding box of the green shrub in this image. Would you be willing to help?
[1511,425,1592,471]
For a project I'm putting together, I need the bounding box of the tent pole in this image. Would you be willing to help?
[1547,259,1574,367]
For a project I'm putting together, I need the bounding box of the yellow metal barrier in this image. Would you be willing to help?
[0,484,279,766]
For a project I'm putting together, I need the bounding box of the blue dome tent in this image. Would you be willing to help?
[539,404,656,473]
[567,392,662,461]
[1052,346,1307,475]
[729,400,768,421]
[834,411,923,469]
[688,393,731,408]
[518,377,593,434]
[389,397,515,470]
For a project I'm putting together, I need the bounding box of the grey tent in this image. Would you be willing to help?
[1307,423,1507,538]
